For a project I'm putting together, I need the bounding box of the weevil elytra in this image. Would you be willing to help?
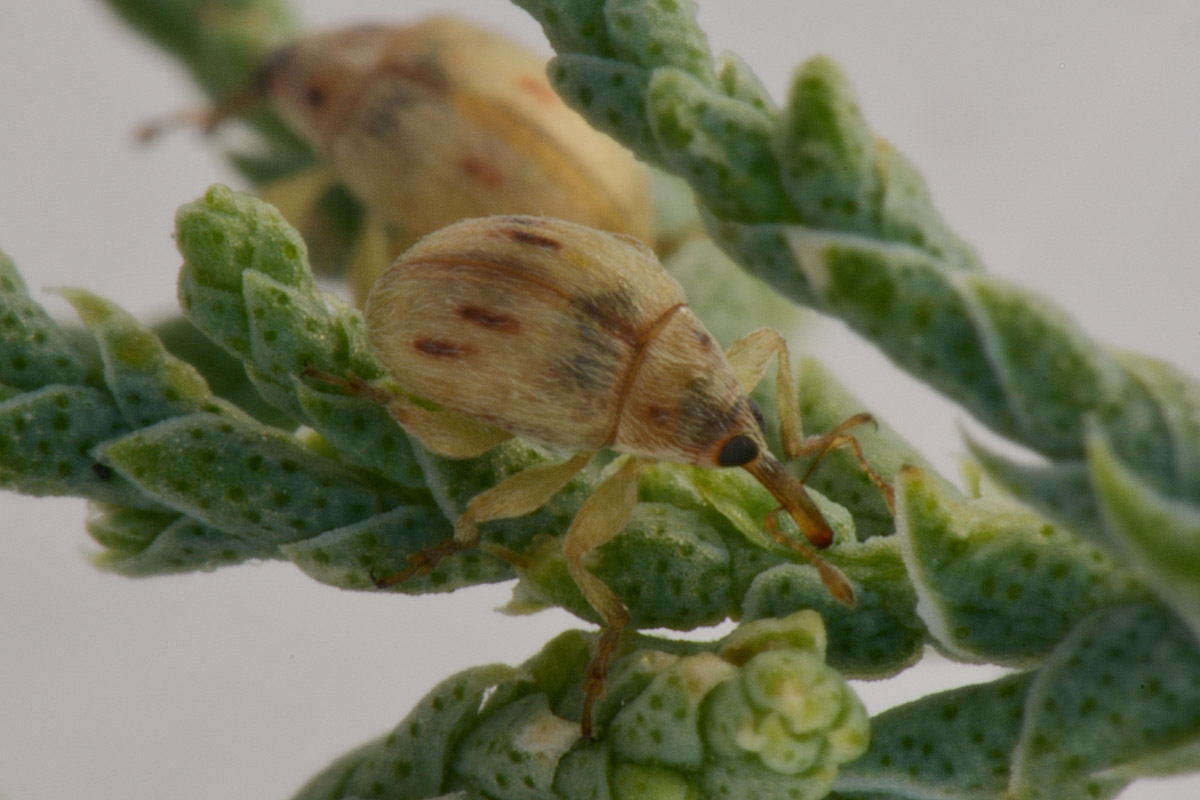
[141,17,652,301]
[308,215,892,737]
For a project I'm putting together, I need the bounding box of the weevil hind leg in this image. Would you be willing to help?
[387,402,514,459]
[301,367,391,404]
[301,366,512,458]
[725,329,893,512]
[372,450,595,588]
[561,456,643,738]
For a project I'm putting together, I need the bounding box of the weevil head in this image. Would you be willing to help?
[611,308,838,554]
[258,23,434,148]
[614,308,773,469]
[689,394,772,471]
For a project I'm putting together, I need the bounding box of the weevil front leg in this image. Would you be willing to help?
[561,455,643,739]
[372,450,595,587]
[724,328,894,512]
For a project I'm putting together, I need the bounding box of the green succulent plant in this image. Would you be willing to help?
[4,1,1199,798]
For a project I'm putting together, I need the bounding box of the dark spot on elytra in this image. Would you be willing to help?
[304,84,326,108]
[505,227,562,250]
[572,289,639,339]
[361,80,426,138]
[459,156,504,188]
[92,463,113,480]
[518,75,558,105]
[379,53,450,95]
[457,305,520,333]
[647,406,673,426]
[413,337,475,359]
[553,347,621,397]
[500,215,547,227]
[551,314,625,401]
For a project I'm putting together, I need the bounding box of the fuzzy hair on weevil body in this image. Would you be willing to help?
[313,214,884,735]
[364,215,759,468]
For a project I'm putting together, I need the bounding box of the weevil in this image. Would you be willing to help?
[307,215,892,737]
[140,17,653,301]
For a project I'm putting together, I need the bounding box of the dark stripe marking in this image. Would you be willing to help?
[505,227,562,250]
[459,156,504,188]
[458,305,520,332]
[413,337,474,359]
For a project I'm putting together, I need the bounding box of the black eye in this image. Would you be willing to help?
[305,84,326,108]
[717,434,759,467]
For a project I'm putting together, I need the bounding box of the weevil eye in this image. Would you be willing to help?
[717,434,759,467]
[304,84,327,108]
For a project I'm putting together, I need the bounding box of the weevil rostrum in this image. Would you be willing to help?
[142,17,653,302]
[307,214,894,737]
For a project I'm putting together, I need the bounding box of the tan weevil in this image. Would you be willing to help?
[140,17,652,301]
[307,215,893,737]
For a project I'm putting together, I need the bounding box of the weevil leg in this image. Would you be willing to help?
[743,453,856,605]
[301,366,513,458]
[372,450,595,588]
[258,165,342,235]
[561,456,643,738]
[385,401,514,459]
[725,328,893,512]
[763,510,855,605]
[134,86,261,143]
[794,412,895,512]
[349,216,405,305]
[301,367,392,404]
[725,328,802,455]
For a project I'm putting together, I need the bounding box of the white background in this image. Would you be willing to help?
[2,2,1199,798]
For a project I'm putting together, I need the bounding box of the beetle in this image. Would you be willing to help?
[140,17,653,302]
[307,214,892,737]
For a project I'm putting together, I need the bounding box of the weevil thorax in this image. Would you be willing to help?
[364,215,767,470]
[258,17,654,304]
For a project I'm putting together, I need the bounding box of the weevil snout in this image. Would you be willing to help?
[742,451,856,606]
[742,452,835,551]
[690,399,839,554]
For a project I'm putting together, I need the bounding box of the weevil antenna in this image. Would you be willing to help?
[134,87,264,144]
[744,452,855,606]
[744,452,834,549]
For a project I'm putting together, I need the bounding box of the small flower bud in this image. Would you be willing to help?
[598,612,869,800]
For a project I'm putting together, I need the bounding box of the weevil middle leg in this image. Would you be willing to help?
[560,455,643,739]
[724,328,895,512]
[303,367,596,583]
[372,450,595,587]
